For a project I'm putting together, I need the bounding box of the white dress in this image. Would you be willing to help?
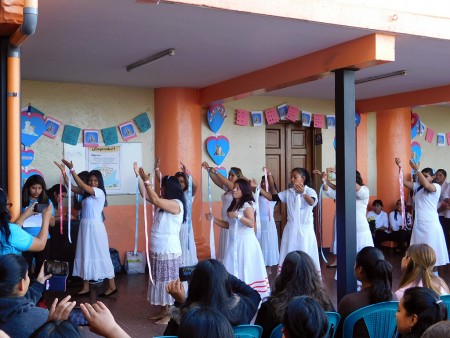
[222,202,270,299]
[277,186,320,272]
[148,199,183,305]
[179,191,198,266]
[411,183,449,266]
[218,190,233,262]
[258,195,279,266]
[323,187,337,254]
[355,186,375,252]
[73,188,115,281]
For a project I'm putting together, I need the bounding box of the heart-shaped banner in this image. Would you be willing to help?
[21,111,46,146]
[206,136,230,165]
[214,167,227,178]
[207,104,227,133]
[411,113,420,139]
[21,169,44,186]
[411,141,422,164]
[21,149,35,167]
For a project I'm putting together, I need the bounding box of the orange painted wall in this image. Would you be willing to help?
[321,198,335,248]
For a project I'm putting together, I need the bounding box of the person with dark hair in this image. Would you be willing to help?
[0,254,76,338]
[421,320,450,338]
[282,296,329,338]
[177,307,234,338]
[395,158,449,268]
[396,244,449,300]
[207,178,269,298]
[367,199,389,247]
[337,246,394,338]
[260,167,320,272]
[30,320,82,338]
[164,259,260,335]
[0,188,53,256]
[388,199,413,254]
[154,158,199,267]
[21,175,55,278]
[395,287,448,338]
[255,251,334,338]
[136,164,186,324]
[202,161,245,262]
[46,184,67,211]
[436,169,450,256]
[355,171,375,253]
[54,160,116,297]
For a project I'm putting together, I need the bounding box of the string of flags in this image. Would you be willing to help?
[411,111,449,146]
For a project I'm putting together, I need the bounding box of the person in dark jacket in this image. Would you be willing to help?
[163,259,261,336]
[0,254,76,338]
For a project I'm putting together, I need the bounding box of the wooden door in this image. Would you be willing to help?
[265,123,314,238]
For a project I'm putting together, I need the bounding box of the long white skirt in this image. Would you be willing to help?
[179,222,198,266]
[411,220,449,266]
[259,219,279,266]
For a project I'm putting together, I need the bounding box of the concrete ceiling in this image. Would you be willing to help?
[19,0,450,103]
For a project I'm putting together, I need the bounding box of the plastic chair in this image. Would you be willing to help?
[233,324,263,338]
[440,294,450,319]
[269,324,283,338]
[325,311,341,338]
[342,301,399,338]
[153,336,177,338]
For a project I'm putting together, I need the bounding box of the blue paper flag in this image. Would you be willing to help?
[61,125,81,146]
[134,112,151,133]
[101,127,119,146]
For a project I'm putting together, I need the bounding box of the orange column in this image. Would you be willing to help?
[154,88,209,259]
[376,107,411,211]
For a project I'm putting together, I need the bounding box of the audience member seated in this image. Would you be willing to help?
[177,306,234,338]
[366,199,389,248]
[30,320,81,338]
[337,246,394,338]
[282,296,329,338]
[163,259,261,336]
[421,320,450,338]
[255,250,334,338]
[388,199,413,254]
[395,287,447,338]
[0,254,75,338]
[0,188,53,255]
[396,244,449,300]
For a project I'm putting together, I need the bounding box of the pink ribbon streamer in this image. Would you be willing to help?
[399,166,406,229]
[59,173,64,234]
[263,168,270,221]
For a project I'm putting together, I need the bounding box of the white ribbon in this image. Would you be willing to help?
[207,173,216,259]
[318,183,328,263]
[144,177,154,285]
[254,186,262,242]
[67,173,72,243]
[186,175,193,251]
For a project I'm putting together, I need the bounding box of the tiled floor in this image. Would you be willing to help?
[43,249,450,338]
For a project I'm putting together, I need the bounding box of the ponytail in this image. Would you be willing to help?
[0,254,28,297]
[369,259,393,304]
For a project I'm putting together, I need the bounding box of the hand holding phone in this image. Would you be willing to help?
[45,260,69,276]
[69,307,89,326]
[33,203,48,213]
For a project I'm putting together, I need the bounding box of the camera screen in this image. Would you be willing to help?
[45,261,68,276]
[69,308,88,326]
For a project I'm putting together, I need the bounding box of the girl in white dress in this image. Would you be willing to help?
[202,162,245,262]
[137,165,186,325]
[55,160,116,296]
[260,168,320,273]
[395,158,449,267]
[207,179,270,299]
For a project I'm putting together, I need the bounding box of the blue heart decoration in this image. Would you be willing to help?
[411,113,420,139]
[215,167,227,178]
[21,149,35,167]
[207,104,227,133]
[21,111,46,146]
[355,112,361,127]
[21,169,44,186]
[411,141,422,164]
[206,136,230,165]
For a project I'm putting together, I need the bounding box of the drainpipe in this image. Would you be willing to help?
[7,0,38,219]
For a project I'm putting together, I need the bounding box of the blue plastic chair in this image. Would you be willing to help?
[233,324,263,338]
[441,294,450,319]
[269,324,283,338]
[153,336,177,338]
[326,311,341,338]
[342,301,399,338]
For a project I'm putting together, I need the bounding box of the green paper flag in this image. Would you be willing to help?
[101,127,119,146]
[61,125,81,145]
[134,112,151,133]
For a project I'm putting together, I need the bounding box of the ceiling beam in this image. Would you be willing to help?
[199,33,395,106]
[356,83,450,113]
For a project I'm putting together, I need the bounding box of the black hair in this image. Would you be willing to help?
[0,254,28,297]
[282,296,329,338]
[161,175,187,223]
[402,287,448,338]
[270,251,333,321]
[174,172,188,192]
[30,320,82,338]
[260,175,278,192]
[422,168,435,177]
[355,246,393,304]
[229,167,244,179]
[356,170,364,186]
[178,306,234,338]
[47,184,67,208]
[436,169,447,178]
[227,179,255,213]
[22,174,49,207]
[0,188,12,248]
[183,259,242,325]
[421,320,450,338]
[83,170,107,200]
[291,168,311,186]
[372,199,383,207]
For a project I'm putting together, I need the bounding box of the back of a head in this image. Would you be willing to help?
[161,175,186,223]
[30,320,82,338]
[355,246,393,304]
[282,296,329,338]
[178,306,234,338]
[402,287,448,337]
[0,188,11,237]
[421,320,450,338]
[0,254,28,297]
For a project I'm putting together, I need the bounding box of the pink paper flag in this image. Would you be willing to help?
[286,106,299,122]
[265,108,280,125]
[235,109,249,126]
[447,132,450,145]
[425,128,435,143]
[313,114,325,128]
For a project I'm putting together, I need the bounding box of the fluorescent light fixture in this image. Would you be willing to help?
[355,70,407,85]
[126,48,176,72]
